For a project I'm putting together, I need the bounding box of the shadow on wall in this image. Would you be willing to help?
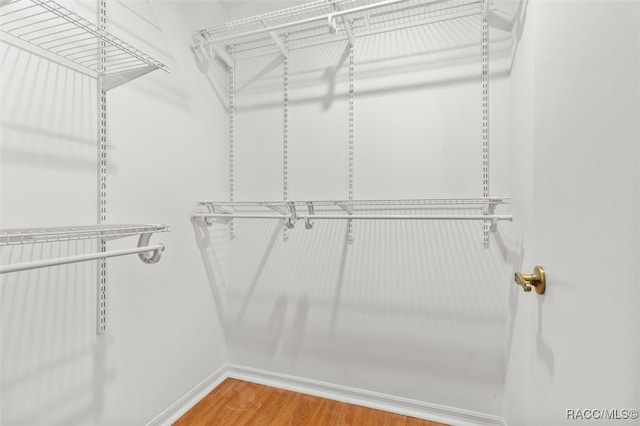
[193,212,507,396]
[496,226,555,380]
[0,241,114,426]
[186,2,525,409]
[193,13,514,113]
[492,0,555,377]
[1,34,115,425]
[191,217,230,333]
[0,45,101,173]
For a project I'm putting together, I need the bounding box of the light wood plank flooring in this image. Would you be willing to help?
[175,378,448,425]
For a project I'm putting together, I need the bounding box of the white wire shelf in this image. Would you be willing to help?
[194,198,510,225]
[0,0,168,88]
[0,224,170,273]
[194,0,487,57]
[197,197,508,208]
[0,224,170,246]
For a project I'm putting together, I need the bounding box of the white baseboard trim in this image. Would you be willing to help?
[147,363,506,426]
[146,364,228,426]
[226,364,506,426]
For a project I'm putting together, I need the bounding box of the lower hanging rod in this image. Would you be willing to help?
[194,213,512,221]
[0,243,165,274]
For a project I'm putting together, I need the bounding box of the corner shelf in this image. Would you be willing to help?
[0,0,169,89]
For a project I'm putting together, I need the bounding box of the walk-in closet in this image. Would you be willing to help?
[1,0,638,425]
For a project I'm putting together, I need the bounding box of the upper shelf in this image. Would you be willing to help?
[194,0,488,58]
[0,224,170,246]
[0,0,169,89]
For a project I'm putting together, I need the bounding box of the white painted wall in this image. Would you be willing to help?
[1,1,229,424]
[200,1,514,416]
[504,0,640,424]
[7,0,636,423]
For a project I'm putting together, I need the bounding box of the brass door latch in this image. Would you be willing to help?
[514,266,546,294]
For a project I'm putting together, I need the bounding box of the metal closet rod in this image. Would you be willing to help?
[0,244,165,275]
[193,213,512,221]
[202,0,411,45]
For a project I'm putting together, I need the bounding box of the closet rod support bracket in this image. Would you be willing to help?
[203,204,217,226]
[137,232,165,264]
[485,201,498,232]
[305,202,315,229]
[285,202,298,229]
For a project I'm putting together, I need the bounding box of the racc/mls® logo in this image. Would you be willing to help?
[566,409,639,421]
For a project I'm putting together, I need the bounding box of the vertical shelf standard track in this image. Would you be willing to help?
[228,46,236,240]
[348,38,355,244]
[283,34,290,241]
[481,0,490,248]
[97,0,107,336]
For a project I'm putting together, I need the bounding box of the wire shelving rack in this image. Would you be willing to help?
[0,224,170,274]
[1,1,171,331]
[194,198,511,228]
[0,224,170,246]
[0,0,169,88]
[194,0,487,58]
[192,0,509,247]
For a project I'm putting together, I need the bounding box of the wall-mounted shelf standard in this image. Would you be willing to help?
[0,0,169,89]
[0,224,170,274]
[194,198,511,243]
[193,0,488,59]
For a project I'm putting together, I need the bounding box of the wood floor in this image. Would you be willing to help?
[175,379,447,426]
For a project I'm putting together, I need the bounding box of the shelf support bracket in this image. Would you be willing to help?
[337,203,353,215]
[270,32,289,58]
[342,18,355,46]
[363,13,371,30]
[267,204,289,215]
[338,203,354,242]
[103,65,157,91]
[216,206,234,215]
[194,33,233,68]
[212,44,234,67]
[261,19,289,58]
